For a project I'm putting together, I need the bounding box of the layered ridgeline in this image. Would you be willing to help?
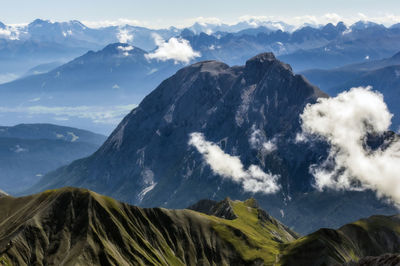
[0,43,182,106]
[302,51,400,129]
[28,53,397,234]
[0,188,399,265]
[0,43,184,133]
[0,124,106,194]
[0,188,298,265]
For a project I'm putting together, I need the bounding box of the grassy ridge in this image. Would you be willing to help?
[0,188,399,265]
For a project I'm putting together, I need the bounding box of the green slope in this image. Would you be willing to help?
[0,188,297,266]
[0,188,399,266]
[280,215,400,265]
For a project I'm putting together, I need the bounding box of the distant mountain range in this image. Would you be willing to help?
[0,43,182,106]
[27,53,397,234]
[0,187,399,265]
[3,20,400,133]
[2,19,400,84]
[0,124,106,194]
[0,42,184,133]
[302,51,400,129]
[0,19,180,81]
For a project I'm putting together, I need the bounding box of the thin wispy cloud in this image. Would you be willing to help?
[82,19,147,28]
[0,104,136,124]
[249,125,277,154]
[189,132,280,194]
[300,86,400,205]
[117,45,134,56]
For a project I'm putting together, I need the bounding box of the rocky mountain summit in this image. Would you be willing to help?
[28,53,397,234]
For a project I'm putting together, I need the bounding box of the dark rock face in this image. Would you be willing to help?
[188,198,238,220]
[348,254,400,266]
[31,53,323,206]
[29,53,397,233]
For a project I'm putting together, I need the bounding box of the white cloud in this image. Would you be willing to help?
[249,126,277,154]
[0,104,136,125]
[189,132,280,194]
[0,28,12,37]
[117,45,134,52]
[117,45,134,56]
[0,73,19,84]
[117,28,133,43]
[145,34,201,64]
[300,86,400,205]
[82,19,147,28]
[0,26,20,40]
[185,16,223,27]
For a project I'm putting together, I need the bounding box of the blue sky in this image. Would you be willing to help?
[2,0,400,27]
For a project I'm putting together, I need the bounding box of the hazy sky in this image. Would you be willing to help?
[2,0,400,27]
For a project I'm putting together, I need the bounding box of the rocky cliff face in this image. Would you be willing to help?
[29,53,397,234]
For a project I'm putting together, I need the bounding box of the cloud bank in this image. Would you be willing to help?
[0,104,136,125]
[79,13,400,32]
[145,34,200,64]
[189,132,280,194]
[300,86,400,205]
[117,28,133,43]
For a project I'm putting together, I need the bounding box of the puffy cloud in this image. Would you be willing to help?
[0,104,136,125]
[189,132,280,194]
[117,28,133,43]
[300,86,400,205]
[0,28,12,37]
[0,26,20,40]
[145,34,201,64]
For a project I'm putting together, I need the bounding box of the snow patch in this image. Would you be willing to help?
[67,132,79,142]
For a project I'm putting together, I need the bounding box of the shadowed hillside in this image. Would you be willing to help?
[0,188,399,265]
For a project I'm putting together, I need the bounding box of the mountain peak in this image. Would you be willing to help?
[188,198,238,220]
[29,18,51,27]
[31,53,327,219]
[246,52,277,63]
[244,52,293,83]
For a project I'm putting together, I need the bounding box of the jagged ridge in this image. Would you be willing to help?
[0,188,298,265]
